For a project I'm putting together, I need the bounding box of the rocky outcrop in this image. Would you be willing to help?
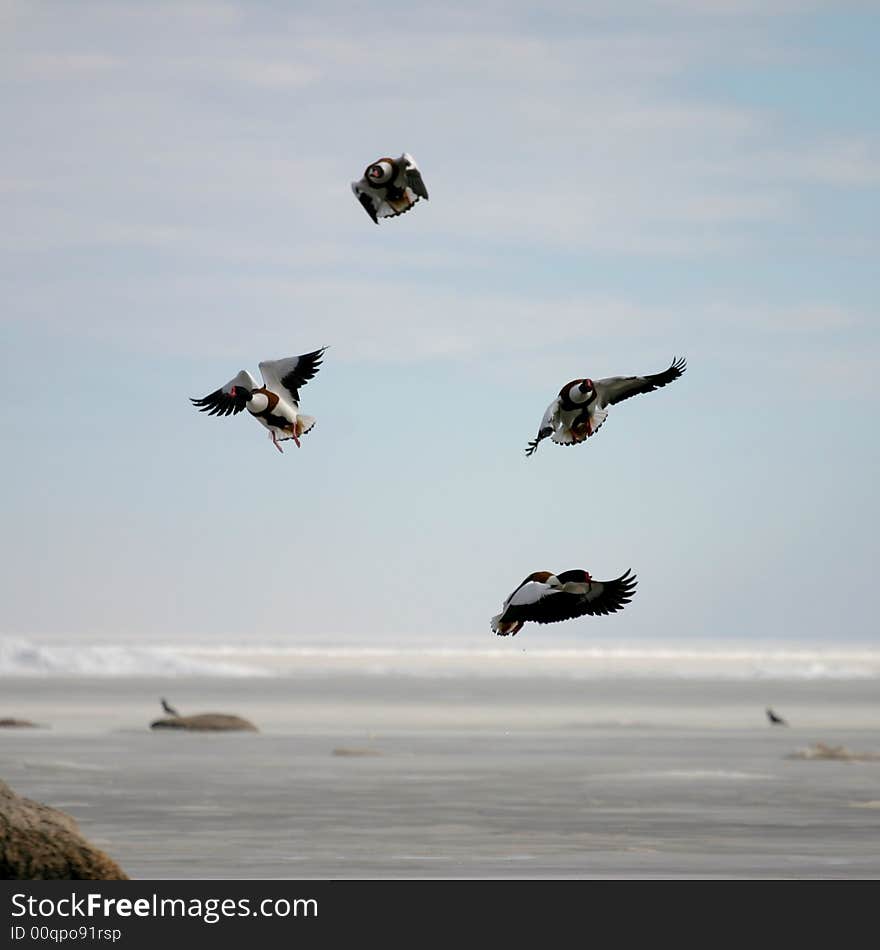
[787,742,880,762]
[150,713,258,732]
[0,780,128,880]
[0,719,41,728]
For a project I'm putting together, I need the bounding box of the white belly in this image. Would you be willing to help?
[557,407,584,433]
[249,400,298,431]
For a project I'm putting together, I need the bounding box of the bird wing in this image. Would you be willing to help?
[352,179,416,221]
[595,357,686,407]
[351,180,380,223]
[402,153,429,200]
[527,570,637,624]
[259,348,326,406]
[493,575,563,632]
[190,369,258,417]
[503,577,557,612]
[525,398,560,456]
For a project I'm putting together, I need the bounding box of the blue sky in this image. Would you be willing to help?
[1,0,878,645]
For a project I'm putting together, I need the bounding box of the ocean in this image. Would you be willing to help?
[1,639,879,879]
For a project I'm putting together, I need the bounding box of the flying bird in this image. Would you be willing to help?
[766,708,788,726]
[161,698,180,717]
[491,568,637,636]
[525,357,687,456]
[191,347,326,453]
[351,153,428,223]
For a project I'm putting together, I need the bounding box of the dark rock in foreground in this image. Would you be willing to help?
[150,713,258,732]
[0,719,41,729]
[0,779,128,880]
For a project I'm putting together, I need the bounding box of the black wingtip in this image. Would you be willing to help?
[357,191,379,224]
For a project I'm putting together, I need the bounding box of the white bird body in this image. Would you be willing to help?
[551,402,609,445]
[246,395,303,441]
[247,391,271,415]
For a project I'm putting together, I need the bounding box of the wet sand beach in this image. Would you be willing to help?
[2,665,879,879]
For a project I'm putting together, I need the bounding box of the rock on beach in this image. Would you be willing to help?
[0,779,128,880]
[150,713,258,732]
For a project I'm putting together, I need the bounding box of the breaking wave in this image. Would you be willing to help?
[1,638,878,680]
[0,639,267,678]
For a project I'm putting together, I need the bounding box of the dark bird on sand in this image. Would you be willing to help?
[161,698,180,717]
[766,707,788,726]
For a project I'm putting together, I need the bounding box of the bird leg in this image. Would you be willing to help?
[289,423,301,448]
[270,430,284,454]
[572,416,593,442]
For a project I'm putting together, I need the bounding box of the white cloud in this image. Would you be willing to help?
[1,0,876,376]
[10,52,121,77]
[819,351,880,395]
[705,302,862,332]
[787,140,880,187]
[646,0,870,14]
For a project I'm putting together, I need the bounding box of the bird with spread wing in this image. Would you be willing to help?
[351,153,429,223]
[191,347,326,454]
[491,568,637,636]
[525,357,686,456]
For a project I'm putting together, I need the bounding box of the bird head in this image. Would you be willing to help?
[229,386,252,402]
[552,569,593,590]
[365,159,396,185]
[579,379,594,394]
